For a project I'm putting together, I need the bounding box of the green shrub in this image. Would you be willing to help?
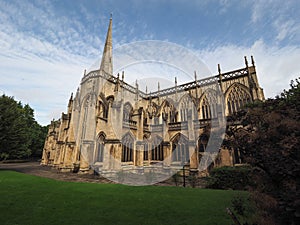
[188,174,197,188]
[207,166,253,190]
[172,172,180,186]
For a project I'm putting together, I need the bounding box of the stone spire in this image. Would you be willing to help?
[100,15,113,75]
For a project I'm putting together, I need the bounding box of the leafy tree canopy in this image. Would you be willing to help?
[0,94,48,160]
[226,77,300,224]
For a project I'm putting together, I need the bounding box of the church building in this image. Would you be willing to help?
[41,17,265,178]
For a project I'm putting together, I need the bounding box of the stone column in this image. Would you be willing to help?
[102,144,111,171]
[79,144,91,172]
[62,145,74,172]
[135,141,144,167]
[114,143,122,170]
[187,108,198,173]
[189,140,198,172]
[163,141,171,167]
[53,144,61,167]
[135,107,144,167]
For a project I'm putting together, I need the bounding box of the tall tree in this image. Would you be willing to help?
[0,95,47,160]
[227,78,300,224]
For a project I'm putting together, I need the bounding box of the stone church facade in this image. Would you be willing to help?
[41,18,265,176]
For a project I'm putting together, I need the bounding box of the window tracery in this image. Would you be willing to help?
[121,133,134,162]
[171,134,189,163]
[123,102,133,122]
[200,90,218,119]
[227,85,251,114]
[150,136,163,161]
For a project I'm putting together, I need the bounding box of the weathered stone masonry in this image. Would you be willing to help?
[41,17,265,175]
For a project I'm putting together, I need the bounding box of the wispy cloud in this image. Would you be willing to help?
[0,0,299,126]
[0,0,102,125]
[198,39,300,98]
[249,0,300,44]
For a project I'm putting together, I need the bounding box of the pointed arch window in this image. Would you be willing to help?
[98,101,108,118]
[201,97,211,119]
[200,90,218,120]
[150,136,164,161]
[172,134,189,163]
[143,140,149,161]
[180,96,189,122]
[143,135,150,161]
[121,134,134,162]
[162,101,176,123]
[96,134,105,162]
[198,134,208,153]
[227,85,251,115]
[123,103,133,122]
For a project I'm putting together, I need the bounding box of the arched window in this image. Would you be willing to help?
[171,134,189,163]
[123,102,133,122]
[121,134,134,162]
[96,134,105,162]
[106,96,114,118]
[150,136,163,161]
[144,141,149,161]
[180,96,189,122]
[198,134,208,153]
[227,85,251,115]
[161,100,176,123]
[200,90,218,119]
[143,136,149,161]
[98,101,108,118]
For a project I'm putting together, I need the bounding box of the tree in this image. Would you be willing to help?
[0,95,47,160]
[227,78,300,224]
[30,123,48,158]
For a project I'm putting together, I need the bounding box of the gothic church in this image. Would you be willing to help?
[41,17,265,177]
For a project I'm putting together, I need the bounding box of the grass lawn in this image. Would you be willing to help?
[0,171,248,225]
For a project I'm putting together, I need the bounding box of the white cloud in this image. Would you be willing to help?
[197,39,300,98]
[0,0,299,126]
[0,50,90,125]
[249,0,300,44]
[274,19,300,43]
[0,0,100,125]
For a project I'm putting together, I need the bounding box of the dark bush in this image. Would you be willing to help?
[207,166,253,190]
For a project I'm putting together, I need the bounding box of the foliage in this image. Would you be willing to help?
[278,77,300,110]
[0,94,47,160]
[207,166,253,190]
[231,194,247,216]
[226,78,300,224]
[0,171,249,225]
[187,174,197,188]
[228,193,264,225]
[171,172,180,186]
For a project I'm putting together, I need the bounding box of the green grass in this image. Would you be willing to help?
[0,171,248,225]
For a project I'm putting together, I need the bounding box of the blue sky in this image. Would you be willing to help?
[1,0,300,125]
